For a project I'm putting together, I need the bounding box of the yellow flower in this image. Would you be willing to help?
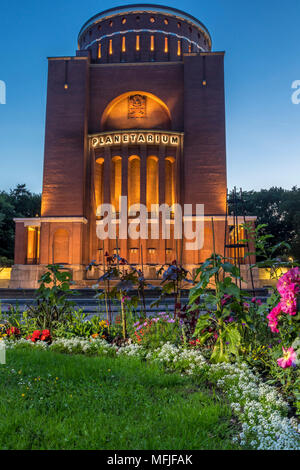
[21,394,25,397]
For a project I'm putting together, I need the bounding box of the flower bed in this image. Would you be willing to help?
[4,337,300,450]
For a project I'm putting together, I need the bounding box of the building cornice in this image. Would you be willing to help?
[14,217,88,226]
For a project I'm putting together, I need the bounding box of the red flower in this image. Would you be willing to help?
[40,329,51,341]
[6,327,21,337]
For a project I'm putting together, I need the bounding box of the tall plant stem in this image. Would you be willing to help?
[140,245,146,318]
[211,217,221,312]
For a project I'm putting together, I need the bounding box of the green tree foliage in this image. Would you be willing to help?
[0,184,41,262]
[228,187,300,261]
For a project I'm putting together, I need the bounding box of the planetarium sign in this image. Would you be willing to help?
[90,131,181,148]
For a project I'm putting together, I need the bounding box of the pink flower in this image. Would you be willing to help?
[221,295,232,307]
[280,292,297,316]
[277,268,300,295]
[277,347,297,369]
[267,304,282,333]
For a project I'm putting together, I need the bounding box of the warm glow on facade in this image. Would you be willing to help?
[136,35,140,51]
[12,6,236,289]
[122,36,126,53]
[95,157,104,211]
[26,227,40,264]
[128,156,141,209]
[150,35,155,51]
[111,156,122,212]
[164,37,168,53]
[146,156,159,211]
[165,157,176,207]
[177,40,181,56]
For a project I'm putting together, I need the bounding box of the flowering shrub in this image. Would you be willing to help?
[132,313,181,348]
[27,329,52,344]
[266,268,300,369]
[6,326,21,338]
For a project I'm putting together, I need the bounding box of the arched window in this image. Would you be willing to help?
[26,227,40,265]
[164,37,168,53]
[122,36,126,53]
[150,35,155,51]
[53,229,69,264]
[111,156,122,212]
[95,157,104,211]
[128,155,140,210]
[136,35,140,51]
[147,156,159,211]
[165,157,176,208]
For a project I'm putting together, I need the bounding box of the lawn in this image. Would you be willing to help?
[0,349,239,450]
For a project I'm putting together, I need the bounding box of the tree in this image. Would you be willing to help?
[228,187,300,262]
[0,184,41,262]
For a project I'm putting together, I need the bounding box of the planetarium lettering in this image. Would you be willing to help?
[91,132,180,148]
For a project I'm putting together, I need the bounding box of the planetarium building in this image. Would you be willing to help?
[11,4,254,288]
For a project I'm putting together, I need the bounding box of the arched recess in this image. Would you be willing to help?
[101,91,171,131]
[165,157,176,208]
[147,155,159,211]
[53,229,70,264]
[95,157,104,211]
[111,156,122,212]
[128,155,140,210]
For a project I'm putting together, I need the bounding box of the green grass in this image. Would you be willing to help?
[0,349,239,450]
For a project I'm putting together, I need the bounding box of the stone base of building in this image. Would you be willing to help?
[10,263,262,291]
[9,264,87,289]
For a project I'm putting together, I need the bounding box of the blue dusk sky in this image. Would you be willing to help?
[0,0,299,194]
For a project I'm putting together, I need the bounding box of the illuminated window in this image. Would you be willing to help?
[95,157,104,210]
[150,35,155,51]
[122,17,126,24]
[177,40,181,56]
[177,22,181,28]
[147,156,159,211]
[165,157,176,207]
[128,156,140,209]
[148,248,156,254]
[136,35,140,51]
[109,39,113,55]
[98,43,101,59]
[122,36,126,53]
[188,43,192,53]
[164,18,168,25]
[27,227,40,265]
[109,20,113,27]
[150,17,155,23]
[164,37,168,53]
[111,156,122,212]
